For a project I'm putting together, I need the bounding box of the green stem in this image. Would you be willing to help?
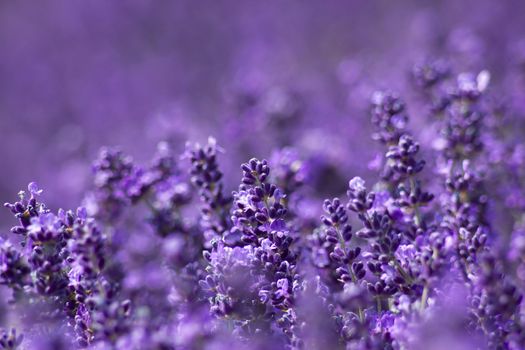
[420,284,429,312]
[409,177,422,227]
[393,259,412,284]
[334,223,364,323]
[358,307,365,323]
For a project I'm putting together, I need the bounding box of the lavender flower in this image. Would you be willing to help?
[411,59,450,90]
[88,148,137,221]
[0,240,30,292]
[202,158,300,347]
[370,91,408,146]
[186,137,231,243]
[0,329,23,350]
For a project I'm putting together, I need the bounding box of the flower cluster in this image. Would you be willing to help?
[186,137,231,243]
[0,64,524,350]
[200,158,300,347]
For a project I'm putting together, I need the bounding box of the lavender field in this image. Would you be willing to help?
[1,1,525,349]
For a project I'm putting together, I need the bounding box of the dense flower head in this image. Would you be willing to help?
[89,148,137,220]
[385,135,425,176]
[198,157,302,347]
[186,137,231,242]
[370,91,408,145]
[0,240,30,291]
[4,182,48,236]
[411,59,450,90]
[269,148,308,195]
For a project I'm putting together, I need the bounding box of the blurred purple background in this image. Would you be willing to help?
[1,0,525,224]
